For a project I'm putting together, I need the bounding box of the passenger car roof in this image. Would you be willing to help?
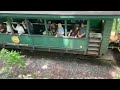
[0,11,120,15]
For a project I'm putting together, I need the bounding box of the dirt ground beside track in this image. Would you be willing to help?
[0,49,120,79]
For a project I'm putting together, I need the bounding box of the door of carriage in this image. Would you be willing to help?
[87,20,103,56]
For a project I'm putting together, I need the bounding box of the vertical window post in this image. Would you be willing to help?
[7,17,12,26]
[25,19,31,35]
[65,20,67,36]
[44,19,48,35]
[85,20,90,54]
[86,20,90,38]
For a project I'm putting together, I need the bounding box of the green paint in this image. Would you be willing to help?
[0,34,33,46]
[90,20,102,28]
[31,36,87,51]
[100,19,113,55]
[85,20,90,54]
[0,13,116,56]
[0,33,87,52]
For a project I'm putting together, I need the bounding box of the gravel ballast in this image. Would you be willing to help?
[0,50,120,79]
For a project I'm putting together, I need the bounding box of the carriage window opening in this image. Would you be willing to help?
[67,20,87,38]
[10,19,27,35]
[0,18,14,34]
[27,19,45,35]
[46,20,65,37]
[4,18,14,34]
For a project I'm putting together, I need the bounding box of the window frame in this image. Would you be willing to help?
[0,17,89,39]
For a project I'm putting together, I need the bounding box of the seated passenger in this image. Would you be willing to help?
[68,24,80,38]
[22,19,34,34]
[12,22,25,35]
[21,20,28,34]
[50,23,57,36]
[6,21,14,34]
[47,21,52,35]
[55,23,64,37]
[0,23,6,33]
[78,23,86,38]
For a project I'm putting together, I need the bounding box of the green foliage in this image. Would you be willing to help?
[117,19,120,31]
[112,19,116,31]
[112,18,120,32]
[0,48,25,67]
[116,74,120,79]
[0,48,25,78]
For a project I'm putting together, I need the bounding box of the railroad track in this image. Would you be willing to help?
[0,47,119,65]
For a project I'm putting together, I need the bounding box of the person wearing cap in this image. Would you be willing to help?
[12,22,25,35]
[55,23,64,37]
[78,23,86,38]
[68,24,80,38]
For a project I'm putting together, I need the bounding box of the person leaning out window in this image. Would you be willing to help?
[12,22,25,35]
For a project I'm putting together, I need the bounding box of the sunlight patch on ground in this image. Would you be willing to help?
[25,59,33,66]
[41,64,48,70]
[109,66,120,79]
[18,74,33,79]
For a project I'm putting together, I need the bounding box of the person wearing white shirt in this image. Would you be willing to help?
[12,22,25,35]
[6,21,14,34]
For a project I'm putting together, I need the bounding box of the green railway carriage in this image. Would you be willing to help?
[0,11,120,56]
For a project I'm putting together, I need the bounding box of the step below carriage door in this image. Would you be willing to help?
[87,20,103,55]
